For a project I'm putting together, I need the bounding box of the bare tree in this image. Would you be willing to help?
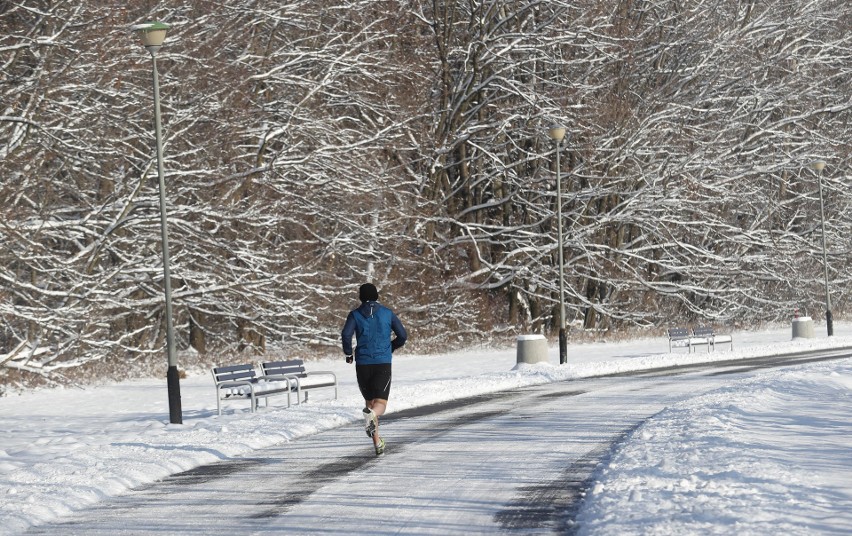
[1,0,849,385]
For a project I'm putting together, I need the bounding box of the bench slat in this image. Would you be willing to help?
[213,364,254,374]
[692,326,714,338]
[213,364,257,383]
[262,360,307,377]
[667,328,690,340]
[214,370,256,382]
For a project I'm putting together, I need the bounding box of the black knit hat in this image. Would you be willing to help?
[359,283,379,302]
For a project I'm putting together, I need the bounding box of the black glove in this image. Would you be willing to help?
[345,355,353,364]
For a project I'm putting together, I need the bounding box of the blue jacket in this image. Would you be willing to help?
[341,301,407,365]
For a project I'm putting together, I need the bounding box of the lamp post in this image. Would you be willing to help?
[813,160,833,336]
[548,126,568,364]
[133,21,182,423]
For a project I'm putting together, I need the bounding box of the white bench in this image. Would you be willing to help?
[261,359,337,405]
[211,364,296,415]
[693,326,733,351]
[668,327,733,353]
[668,327,695,352]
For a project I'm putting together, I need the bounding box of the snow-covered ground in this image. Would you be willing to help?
[2,322,852,534]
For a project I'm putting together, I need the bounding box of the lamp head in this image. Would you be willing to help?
[547,126,566,142]
[811,160,826,172]
[132,21,170,48]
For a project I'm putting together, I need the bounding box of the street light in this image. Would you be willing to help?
[547,126,568,364]
[812,160,833,336]
[133,21,182,423]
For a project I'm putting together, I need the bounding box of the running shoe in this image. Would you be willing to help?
[363,407,377,438]
[375,437,385,456]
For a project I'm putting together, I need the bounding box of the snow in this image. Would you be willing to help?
[2,323,852,534]
[576,365,852,535]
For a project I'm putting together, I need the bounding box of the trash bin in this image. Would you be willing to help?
[516,334,549,364]
[792,316,814,339]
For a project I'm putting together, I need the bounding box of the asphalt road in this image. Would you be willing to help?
[27,349,852,535]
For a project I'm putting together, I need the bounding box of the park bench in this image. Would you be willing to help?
[668,326,733,353]
[211,363,296,415]
[667,327,694,352]
[692,326,733,351]
[261,359,338,405]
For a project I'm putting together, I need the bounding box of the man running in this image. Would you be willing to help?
[341,283,407,456]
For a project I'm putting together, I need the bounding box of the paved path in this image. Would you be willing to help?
[28,350,849,535]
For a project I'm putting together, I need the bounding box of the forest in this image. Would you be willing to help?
[1,0,850,388]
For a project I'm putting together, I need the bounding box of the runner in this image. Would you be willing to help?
[341,283,407,455]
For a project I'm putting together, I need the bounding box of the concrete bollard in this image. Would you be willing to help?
[516,334,549,364]
[792,316,814,339]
